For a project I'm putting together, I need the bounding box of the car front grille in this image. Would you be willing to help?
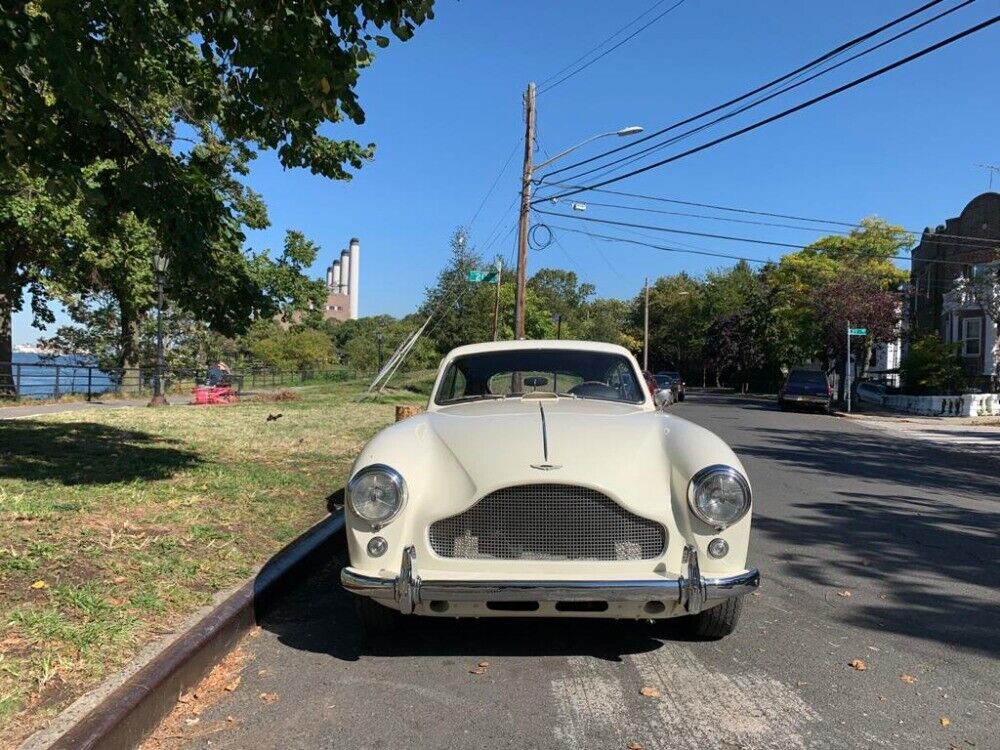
[428,484,665,561]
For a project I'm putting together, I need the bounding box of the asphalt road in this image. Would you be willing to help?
[176,391,999,750]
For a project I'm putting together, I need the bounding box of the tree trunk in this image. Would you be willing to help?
[0,284,14,396]
[117,297,139,372]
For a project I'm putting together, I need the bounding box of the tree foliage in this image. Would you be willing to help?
[899,334,967,395]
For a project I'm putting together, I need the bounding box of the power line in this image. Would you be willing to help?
[534,208,997,267]
[537,0,688,95]
[537,0,673,88]
[549,0,976,186]
[541,0,949,179]
[536,14,1000,203]
[540,182,1000,246]
[468,142,519,228]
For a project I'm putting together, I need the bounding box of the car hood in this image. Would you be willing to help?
[423,398,665,497]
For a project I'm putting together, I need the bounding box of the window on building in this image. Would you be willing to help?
[962,317,982,357]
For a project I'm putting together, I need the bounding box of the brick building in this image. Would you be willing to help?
[909,192,999,383]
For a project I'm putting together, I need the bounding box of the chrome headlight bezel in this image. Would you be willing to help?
[347,464,407,530]
[687,465,751,529]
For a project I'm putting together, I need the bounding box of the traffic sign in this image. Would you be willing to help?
[848,327,868,336]
[467,270,498,283]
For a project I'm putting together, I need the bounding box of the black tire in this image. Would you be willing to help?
[778,400,788,411]
[678,393,685,402]
[684,597,744,640]
[354,596,401,636]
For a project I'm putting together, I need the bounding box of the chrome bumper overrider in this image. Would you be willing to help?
[340,545,760,615]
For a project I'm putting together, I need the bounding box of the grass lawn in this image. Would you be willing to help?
[0,376,427,747]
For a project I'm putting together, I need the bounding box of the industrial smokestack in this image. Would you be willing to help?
[332,260,341,292]
[348,238,360,319]
[339,249,350,294]
[326,265,334,287]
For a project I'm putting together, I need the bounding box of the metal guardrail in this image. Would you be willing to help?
[0,361,353,401]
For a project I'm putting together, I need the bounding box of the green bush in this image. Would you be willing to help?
[900,334,967,395]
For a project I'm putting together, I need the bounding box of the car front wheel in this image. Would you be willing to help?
[684,597,744,640]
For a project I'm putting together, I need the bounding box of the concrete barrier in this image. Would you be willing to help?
[882,392,1000,417]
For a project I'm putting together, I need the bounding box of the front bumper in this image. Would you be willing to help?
[341,544,760,616]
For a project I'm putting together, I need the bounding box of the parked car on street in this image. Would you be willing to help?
[341,340,759,639]
[657,371,685,401]
[654,373,678,407]
[641,369,659,399]
[778,368,833,413]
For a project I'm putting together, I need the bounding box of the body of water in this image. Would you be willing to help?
[4,353,117,399]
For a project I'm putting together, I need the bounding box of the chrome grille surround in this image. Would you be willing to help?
[428,484,666,561]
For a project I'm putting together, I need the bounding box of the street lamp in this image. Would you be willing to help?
[514,80,642,339]
[533,126,645,172]
[148,250,170,407]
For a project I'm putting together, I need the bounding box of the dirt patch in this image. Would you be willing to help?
[141,642,253,750]
[248,389,300,403]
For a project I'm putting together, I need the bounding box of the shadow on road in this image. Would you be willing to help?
[0,420,202,485]
[263,553,679,664]
[738,426,1000,657]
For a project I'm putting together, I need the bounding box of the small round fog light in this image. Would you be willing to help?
[367,536,388,557]
[708,537,729,559]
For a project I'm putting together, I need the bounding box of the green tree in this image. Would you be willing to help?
[1,1,434,385]
[637,273,705,373]
[248,326,335,371]
[770,218,910,368]
[248,230,328,324]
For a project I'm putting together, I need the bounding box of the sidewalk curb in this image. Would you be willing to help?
[32,508,345,750]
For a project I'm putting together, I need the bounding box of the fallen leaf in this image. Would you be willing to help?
[837,590,852,598]
[257,669,269,677]
[849,659,867,671]
[224,676,241,692]
[639,686,661,698]
[469,667,486,675]
[259,692,279,704]
[939,717,951,727]
[627,744,643,750]
[478,661,490,668]
[900,674,917,684]
[184,717,200,726]
[226,716,235,723]
[30,580,49,590]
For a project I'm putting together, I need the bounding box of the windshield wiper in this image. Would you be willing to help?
[442,394,508,404]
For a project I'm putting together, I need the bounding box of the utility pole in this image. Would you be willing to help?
[845,321,851,414]
[492,258,503,341]
[514,82,536,340]
[643,277,650,371]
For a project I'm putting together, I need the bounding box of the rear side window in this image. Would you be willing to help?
[789,370,827,385]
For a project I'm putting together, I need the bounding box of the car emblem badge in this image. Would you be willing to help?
[530,463,562,471]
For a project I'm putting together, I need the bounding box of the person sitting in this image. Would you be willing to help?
[206,360,231,386]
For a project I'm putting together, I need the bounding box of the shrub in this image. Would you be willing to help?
[900,335,967,395]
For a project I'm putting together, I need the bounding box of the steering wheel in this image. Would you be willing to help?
[568,381,619,400]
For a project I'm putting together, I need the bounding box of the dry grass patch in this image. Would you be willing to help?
[0,378,422,747]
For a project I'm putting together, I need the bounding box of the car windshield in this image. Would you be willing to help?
[654,375,673,387]
[788,369,827,385]
[435,348,645,405]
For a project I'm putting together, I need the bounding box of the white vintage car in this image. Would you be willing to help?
[341,340,759,639]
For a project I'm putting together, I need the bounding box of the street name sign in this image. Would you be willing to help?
[848,327,868,336]
[467,270,498,283]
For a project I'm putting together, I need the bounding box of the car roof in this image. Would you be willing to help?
[445,339,636,359]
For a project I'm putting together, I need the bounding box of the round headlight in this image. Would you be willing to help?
[348,464,407,528]
[688,465,751,529]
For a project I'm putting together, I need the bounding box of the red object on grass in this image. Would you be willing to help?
[191,385,238,405]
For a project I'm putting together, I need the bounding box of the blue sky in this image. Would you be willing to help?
[14,0,999,344]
